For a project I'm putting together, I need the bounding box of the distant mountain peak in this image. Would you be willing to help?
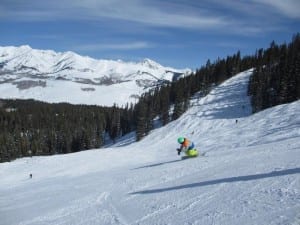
[18,45,32,50]
[140,58,162,69]
[0,45,191,106]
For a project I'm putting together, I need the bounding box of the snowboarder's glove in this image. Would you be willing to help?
[177,148,181,155]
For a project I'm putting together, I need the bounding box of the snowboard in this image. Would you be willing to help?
[181,150,206,160]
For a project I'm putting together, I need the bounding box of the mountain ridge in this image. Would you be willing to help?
[0,45,191,106]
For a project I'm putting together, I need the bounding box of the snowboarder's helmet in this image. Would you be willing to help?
[177,137,184,144]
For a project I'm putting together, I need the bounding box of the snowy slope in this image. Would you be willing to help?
[0,70,299,225]
[0,45,190,106]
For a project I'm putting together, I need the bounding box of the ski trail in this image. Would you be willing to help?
[95,192,130,225]
[1,70,299,225]
[17,192,130,225]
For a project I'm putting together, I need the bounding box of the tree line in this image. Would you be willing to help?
[135,34,300,139]
[248,34,300,112]
[134,50,255,140]
[1,33,299,162]
[0,100,135,162]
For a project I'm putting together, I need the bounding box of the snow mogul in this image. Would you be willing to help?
[177,137,198,157]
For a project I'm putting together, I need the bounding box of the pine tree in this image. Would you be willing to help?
[159,86,171,125]
[296,52,300,99]
[172,87,185,120]
[109,104,121,142]
[136,101,148,141]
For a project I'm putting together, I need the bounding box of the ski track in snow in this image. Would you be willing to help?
[0,70,300,225]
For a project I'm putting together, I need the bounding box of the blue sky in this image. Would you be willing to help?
[1,0,299,69]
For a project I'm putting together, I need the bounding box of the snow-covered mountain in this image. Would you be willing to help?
[1,70,299,225]
[0,45,191,106]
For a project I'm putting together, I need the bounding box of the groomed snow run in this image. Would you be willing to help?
[0,70,299,225]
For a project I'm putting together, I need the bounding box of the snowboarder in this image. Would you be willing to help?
[177,137,198,157]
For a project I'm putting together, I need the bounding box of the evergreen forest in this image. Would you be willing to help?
[0,34,299,162]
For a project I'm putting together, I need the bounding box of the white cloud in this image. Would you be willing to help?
[74,41,154,51]
[1,0,299,34]
[70,0,229,30]
[253,0,300,18]
[1,0,227,29]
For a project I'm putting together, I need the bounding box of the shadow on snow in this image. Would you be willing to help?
[130,168,300,195]
[133,159,183,170]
